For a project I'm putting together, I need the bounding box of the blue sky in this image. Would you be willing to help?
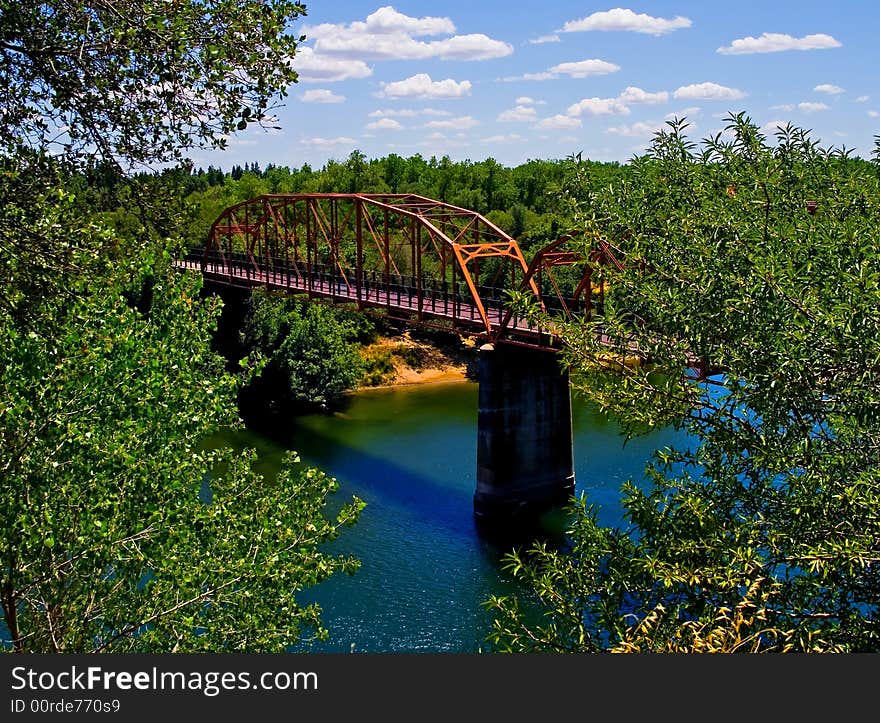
[192,2,879,170]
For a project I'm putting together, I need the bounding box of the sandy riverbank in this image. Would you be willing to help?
[355,331,478,391]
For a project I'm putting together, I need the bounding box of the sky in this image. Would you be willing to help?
[191,1,879,171]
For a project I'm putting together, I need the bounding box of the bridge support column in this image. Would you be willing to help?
[474,343,575,525]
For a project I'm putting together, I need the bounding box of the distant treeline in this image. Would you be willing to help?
[175,151,629,255]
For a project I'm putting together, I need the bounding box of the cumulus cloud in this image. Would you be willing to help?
[369,108,452,118]
[561,8,691,35]
[619,86,669,104]
[761,120,789,134]
[798,102,830,113]
[497,105,539,122]
[606,121,665,136]
[505,58,620,82]
[304,6,512,62]
[380,73,472,99]
[814,84,844,95]
[665,106,701,120]
[536,115,583,129]
[424,116,479,130]
[771,103,796,112]
[366,118,404,130]
[567,97,631,117]
[673,82,746,101]
[717,32,841,55]
[300,89,346,104]
[301,137,358,148]
[856,95,870,103]
[549,59,621,78]
[515,96,545,105]
[293,48,372,82]
[482,133,526,143]
[529,34,560,44]
[869,110,879,118]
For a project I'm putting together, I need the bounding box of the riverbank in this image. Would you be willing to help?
[357,329,479,390]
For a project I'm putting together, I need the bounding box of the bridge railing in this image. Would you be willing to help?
[190,250,592,341]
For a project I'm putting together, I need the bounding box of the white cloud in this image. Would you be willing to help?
[515,96,545,105]
[567,97,631,117]
[606,121,664,137]
[293,48,372,83]
[369,108,452,118]
[869,110,879,118]
[856,95,870,103]
[814,83,844,95]
[300,89,346,104]
[358,6,455,35]
[549,59,621,78]
[619,86,669,104]
[504,58,619,82]
[497,105,538,122]
[537,115,583,129]
[799,102,830,113]
[366,118,404,130]
[665,106,701,120]
[561,8,692,36]
[673,82,746,101]
[761,120,789,134]
[717,32,842,55]
[380,73,472,99]
[516,72,556,82]
[771,103,796,112]
[304,7,512,62]
[482,133,525,143]
[529,34,560,44]
[301,137,358,148]
[424,115,479,130]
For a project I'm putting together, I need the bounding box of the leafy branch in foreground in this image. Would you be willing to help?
[0,0,307,168]
[0,208,364,650]
[487,113,880,653]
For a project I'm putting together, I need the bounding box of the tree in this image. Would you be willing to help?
[1,0,307,168]
[241,289,371,411]
[2,1,366,652]
[486,114,880,653]
[0,219,363,651]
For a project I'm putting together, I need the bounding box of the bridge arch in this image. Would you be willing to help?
[189,193,622,348]
[202,193,539,338]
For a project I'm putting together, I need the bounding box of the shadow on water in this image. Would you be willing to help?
[206,380,690,652]
[219,403,571,553]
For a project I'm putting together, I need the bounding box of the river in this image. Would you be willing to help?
[213,380,689,653]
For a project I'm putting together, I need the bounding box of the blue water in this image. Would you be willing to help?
[218,381,688,652]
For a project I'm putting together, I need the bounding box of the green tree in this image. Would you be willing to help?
[486,114,880,653]
[241,290,370,411]
[0,0,307,167]
[2,1,366,652]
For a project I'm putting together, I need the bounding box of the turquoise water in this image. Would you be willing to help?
[216,381,688,652]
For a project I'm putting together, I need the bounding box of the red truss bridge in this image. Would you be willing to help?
[176,193,624,350]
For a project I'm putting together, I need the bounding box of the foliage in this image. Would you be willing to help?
[0,189,363,651]
[241,290,371,409]
[180,153,584,248]
[486,114,880,653]
[0,0,307,168]
[2,1,366,652]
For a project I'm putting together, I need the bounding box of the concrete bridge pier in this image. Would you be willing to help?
[474,343,575,526]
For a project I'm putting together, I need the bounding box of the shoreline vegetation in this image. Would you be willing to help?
[355,331,478,391]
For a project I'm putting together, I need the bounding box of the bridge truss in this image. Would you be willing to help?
[182,193,622,349]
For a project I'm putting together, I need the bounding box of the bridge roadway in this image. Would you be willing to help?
[178,250,563,348]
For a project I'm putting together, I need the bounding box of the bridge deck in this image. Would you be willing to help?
[176,253,561,348]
